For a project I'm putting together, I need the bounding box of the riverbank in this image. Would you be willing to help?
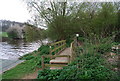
[0,32,8,38]
[0,59,24,74]
[2,45,50,79]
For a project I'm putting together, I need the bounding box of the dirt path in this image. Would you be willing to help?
[22,68,42,79]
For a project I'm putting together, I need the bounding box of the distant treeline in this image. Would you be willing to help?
[0,20,24,32]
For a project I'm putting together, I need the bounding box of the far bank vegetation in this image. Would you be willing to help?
[6,23,47,43]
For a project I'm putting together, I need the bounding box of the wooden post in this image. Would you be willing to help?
[49,46,52,55]
[70,42,73,61]
[68,55,70,64]
[41,56,45,69]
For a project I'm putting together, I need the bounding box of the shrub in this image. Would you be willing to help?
[66,38,73,47]
[78,37,85,42]
[7,30,18,38]
[37,69,61,80]
[38,45,50,55]
[37,53,118,80]
[94,43,112,54]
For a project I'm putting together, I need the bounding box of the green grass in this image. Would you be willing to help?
[2,45,50,79]
[2,59,36,79]
[2,50,40,79]
[0,32,8,37]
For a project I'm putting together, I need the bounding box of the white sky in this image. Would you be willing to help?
[0,0,119,23]
[0,0,31,23]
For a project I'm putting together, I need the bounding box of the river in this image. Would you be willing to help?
[1,39,41,59]
[0,39,48,74]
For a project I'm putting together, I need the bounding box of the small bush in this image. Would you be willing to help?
[38,45,50,55]
[37,69,61,80]
[66,38,73,47]
[37,53,118,80]
[94,43,112,54]
[78,37,85,42]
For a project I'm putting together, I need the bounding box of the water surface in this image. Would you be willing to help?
[0,39,43,60]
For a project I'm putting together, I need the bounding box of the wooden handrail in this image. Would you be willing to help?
[42,55,70,58]
[70,40,76,62]
[41,40,67,69]
[50,40,66,46]
[49,40,66,55]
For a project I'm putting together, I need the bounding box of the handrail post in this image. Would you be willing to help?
[41,40,67,69]
[49,46,52,55]
[68,55,70,64]
[70,42,73,61]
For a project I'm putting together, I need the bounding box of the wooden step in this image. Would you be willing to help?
[50,67,63,70]
[50,59,68,64]
[45,64,67,67]
[45,64,67,70]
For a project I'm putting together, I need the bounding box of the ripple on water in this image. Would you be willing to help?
[0,40,42,60]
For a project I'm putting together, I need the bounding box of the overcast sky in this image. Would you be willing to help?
[0,0,119,23]
[0,0,31,23]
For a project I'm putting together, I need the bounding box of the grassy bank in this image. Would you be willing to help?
[2,45,50,79]
[0,32,8,37]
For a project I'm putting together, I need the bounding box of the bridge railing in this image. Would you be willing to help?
[41,40,68,69]
[70,37,78,62]
[49,40,66,55]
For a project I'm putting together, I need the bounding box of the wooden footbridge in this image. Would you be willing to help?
[41,39,77,69]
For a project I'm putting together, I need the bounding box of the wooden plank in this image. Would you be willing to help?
[68,55,71,64]
[51,44,66,53]
[50,40,66,46]
[70,41,76,61]
[41,56,45,69]
[50,60,68,64]
[41,40,69,69]
[45,64,67,67]
[43,55,70,58]
[55,48,65,55]
[49,40,66,55]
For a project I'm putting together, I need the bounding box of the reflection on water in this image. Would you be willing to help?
[0,39,43,60]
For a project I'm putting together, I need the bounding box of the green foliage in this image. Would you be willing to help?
[0,32,8,37]
[37,53,118,80]
[38,45,50,55]
[19,53,34,60]
[24,25,45,42]
[29,2,119,40]
[7,31,18,38]
[2,59,36,79]
[78,37,85,42]
[3,45,50,79]
[94,43,112,54]
[37,69,61,80]
[66,37,73,47]
[37,36,119,80]
[114,32,120,43]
